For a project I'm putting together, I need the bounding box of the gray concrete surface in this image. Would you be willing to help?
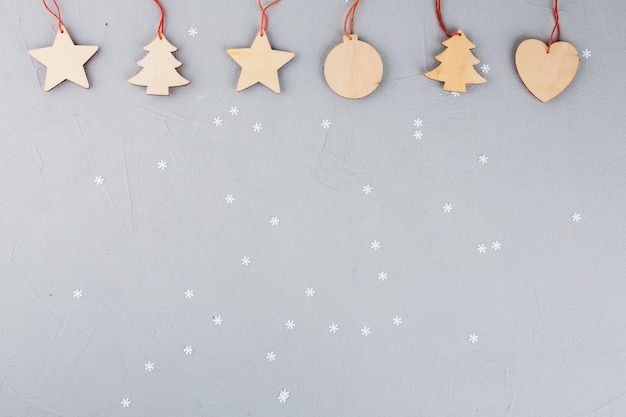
[1,0,626,416]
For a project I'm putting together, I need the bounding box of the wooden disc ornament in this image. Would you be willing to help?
[424,1,485,93]
[128,0,189,96]
[323,0,383,99]
[226,0,295,94]
[515,0,579,102]
[28,1,99,92]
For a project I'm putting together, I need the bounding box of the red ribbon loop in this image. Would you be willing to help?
[42,0,64,32]
[343,0,360,40]
[546,0,561,53]
[435,0,460,38]
[154,0,165,39]
[259,0,282,36]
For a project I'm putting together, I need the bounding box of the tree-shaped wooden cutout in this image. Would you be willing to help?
[425,29,486,93]
[128,35,189,96]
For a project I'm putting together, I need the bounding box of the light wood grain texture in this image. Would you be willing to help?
[28,26,98,92]
[128,35,190,96]
[424,29,486,93]
[515,39,579,103]
[323,34,383,99]
[226,33,295,94]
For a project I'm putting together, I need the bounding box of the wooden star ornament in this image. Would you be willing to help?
[28,26,99,92]
[226,32,295,94]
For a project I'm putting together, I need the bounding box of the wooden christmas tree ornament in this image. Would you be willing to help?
[424,1,485,93]
[514,1,579,102]
[129,35,190,96]
[29,1,98,92]
[425,29,486,93]
[324,0,383,99]
[227,0,294,94]
[128,0,189,96]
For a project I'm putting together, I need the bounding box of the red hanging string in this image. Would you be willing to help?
[153,0,165,39]
[435,0,460,38]
[343,0,360,40]
[546,0,560,53]
[42,0,64,32]
[259,0,282,36]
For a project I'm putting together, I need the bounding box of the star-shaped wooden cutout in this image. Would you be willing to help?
[29,26,99,92]
[226,32,295,94]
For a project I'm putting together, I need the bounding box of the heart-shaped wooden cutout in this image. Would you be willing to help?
[515,39,579,102]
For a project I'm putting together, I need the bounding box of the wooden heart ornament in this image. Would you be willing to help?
[515,39,579,102]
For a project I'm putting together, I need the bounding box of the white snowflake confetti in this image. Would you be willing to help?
[72,289,83,299]
[188,27,198,37]
[451,92,461,97]
[582,49,591,59]
[478,154,488,164]
[492,241,501,251]
[213,117,223,127]
[184,289,194,299]
[305,288,315,297]
[213,316,223,326]
[572,212,582,222]
[183,345,194,355]
[413,130,423,140]
[329,323,339,333]
[413,118,423,128]
[266,351,276,361]
[477,244,487,254]
[144,361,154,372]
[270,216,280,226]
[362,184,372,195]
[378,271,388,281]
[225,194,235,204]
[393,316,402,326]
[229,106,239,116]
[370,240,380,250]
[120,398,131,408]
[278,389,290,403]
[158,160,167,170]
[361,326,371,336]
[443,203,453,213]
[252,123,262,132]
[285,320,295,330]
[469,333,479,344]
[94,176,104,185]
[241,256,251,266]
[480,63,491,73]
[321,119,331,129]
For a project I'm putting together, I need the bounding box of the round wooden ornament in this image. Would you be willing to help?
[324,34,383,99]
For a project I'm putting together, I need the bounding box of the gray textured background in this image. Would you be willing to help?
[2,0,626,416]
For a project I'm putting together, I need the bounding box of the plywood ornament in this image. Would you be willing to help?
[226,0,294,94]
[323,0,383,99]
[128,34,190,96]
[28,0,98,92]
[324,34,383,99]
[515,40,579,103]
[226,33,295,94]
[425,29,486,93]
[514,1,579,102]
[128,0,189,96]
